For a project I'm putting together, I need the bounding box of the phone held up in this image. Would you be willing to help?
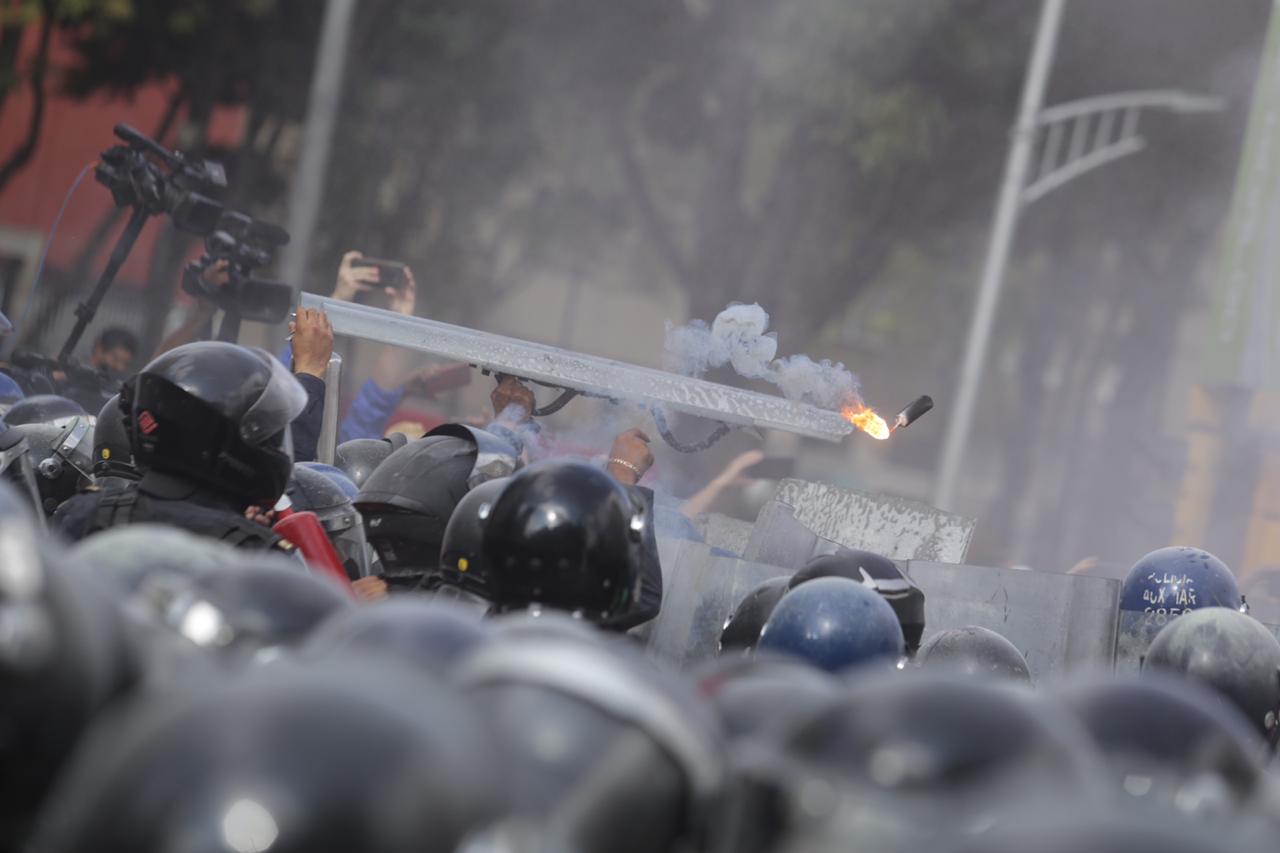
[350,258,409,292]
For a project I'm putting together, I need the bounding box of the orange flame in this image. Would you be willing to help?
[842,404,890,440]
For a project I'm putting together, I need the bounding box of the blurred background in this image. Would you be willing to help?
[0,0,1277,590]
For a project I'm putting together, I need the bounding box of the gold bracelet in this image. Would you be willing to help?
[607,457,642,476]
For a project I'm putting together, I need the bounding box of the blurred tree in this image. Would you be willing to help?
[8,0,324,351]
[0,0,75,193]
[311,0,1036,344]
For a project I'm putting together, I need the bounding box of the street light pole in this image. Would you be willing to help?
[934,0,1066,510]
[279,0,358,295]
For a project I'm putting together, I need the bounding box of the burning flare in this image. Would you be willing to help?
[842,404,890,440]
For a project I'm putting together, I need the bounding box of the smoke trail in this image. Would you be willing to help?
[664,303,861,409]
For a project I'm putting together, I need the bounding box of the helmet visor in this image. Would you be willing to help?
[240,351,308,445]
[322,507,371,579]
[0,439,44,529]
[53,416,95,481]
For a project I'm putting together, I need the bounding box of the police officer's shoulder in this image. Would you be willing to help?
[50,490,101,541]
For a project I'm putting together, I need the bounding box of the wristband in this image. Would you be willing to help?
[608,457,643,477]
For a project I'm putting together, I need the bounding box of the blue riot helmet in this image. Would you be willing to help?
[297,461,359,500]
[0,372,25,412]
[286,464,370,579]
[758,576,905,673]
[791,549,926,655]
[1116,547,1241,672]
[4,394,85,429]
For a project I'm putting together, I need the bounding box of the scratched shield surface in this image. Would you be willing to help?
[646,538,791,669]
[907,562,1121,681]
[744,479,976,568]
[305,294,854,440]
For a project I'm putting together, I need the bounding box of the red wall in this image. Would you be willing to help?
[0,21,245,287]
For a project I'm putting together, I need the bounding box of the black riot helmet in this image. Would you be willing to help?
[695,653,838,741]
[1144,607,1280,748]
[305,598,492,676]
[3,393,86,427]
[128,341,306,507]
[763,670,1102,853]
[14,417,94,516]
[488,608,613,647]
[479,460,647,624]
[355,435,478,583]
[916,625,1032,683]
[32,658,507,853]
[152,558,352,661]
[426,423,521,488]
[1054,673,1269,817]
[792,549,927,654]
[434,476,510,598]
[92,393,137,481]
[719,576,790,653]
[937,809,1273,853]
[0,480,133,841]
[333,432,408,488]
[458,638,726,853]
[70,523,241,598]
[287,464,370,580]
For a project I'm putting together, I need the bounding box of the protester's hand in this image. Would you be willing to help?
[333,251,379,302]
[352,576,388,602]
[387,266,417,316]
[491,377,536,423]
[721,449,766,487]
[244,505,276,527]
[607,428,653,486]
[201,258,231,290]
[290,307,334,378]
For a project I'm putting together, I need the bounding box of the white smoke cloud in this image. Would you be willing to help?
[664,303,861,410]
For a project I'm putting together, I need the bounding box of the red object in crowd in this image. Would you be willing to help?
[273,511,354,594]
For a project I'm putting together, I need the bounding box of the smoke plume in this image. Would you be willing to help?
[664,303,861,409]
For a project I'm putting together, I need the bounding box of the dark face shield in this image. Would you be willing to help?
[315,504,372,580]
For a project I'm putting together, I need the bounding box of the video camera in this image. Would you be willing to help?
[48,124,231,365]
[183,211,293,325]
[95,123,226,235]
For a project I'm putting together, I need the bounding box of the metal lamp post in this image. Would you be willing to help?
[933,0,1223,510]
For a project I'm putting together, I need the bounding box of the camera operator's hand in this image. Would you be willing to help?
[334,250,379,302]
[291,307,334,378]
[387,266,417,316]
[491,377,536,424]
[607,428,653,486]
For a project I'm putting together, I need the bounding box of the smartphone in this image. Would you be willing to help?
[748,457,795,480]
[351,258,408,291]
